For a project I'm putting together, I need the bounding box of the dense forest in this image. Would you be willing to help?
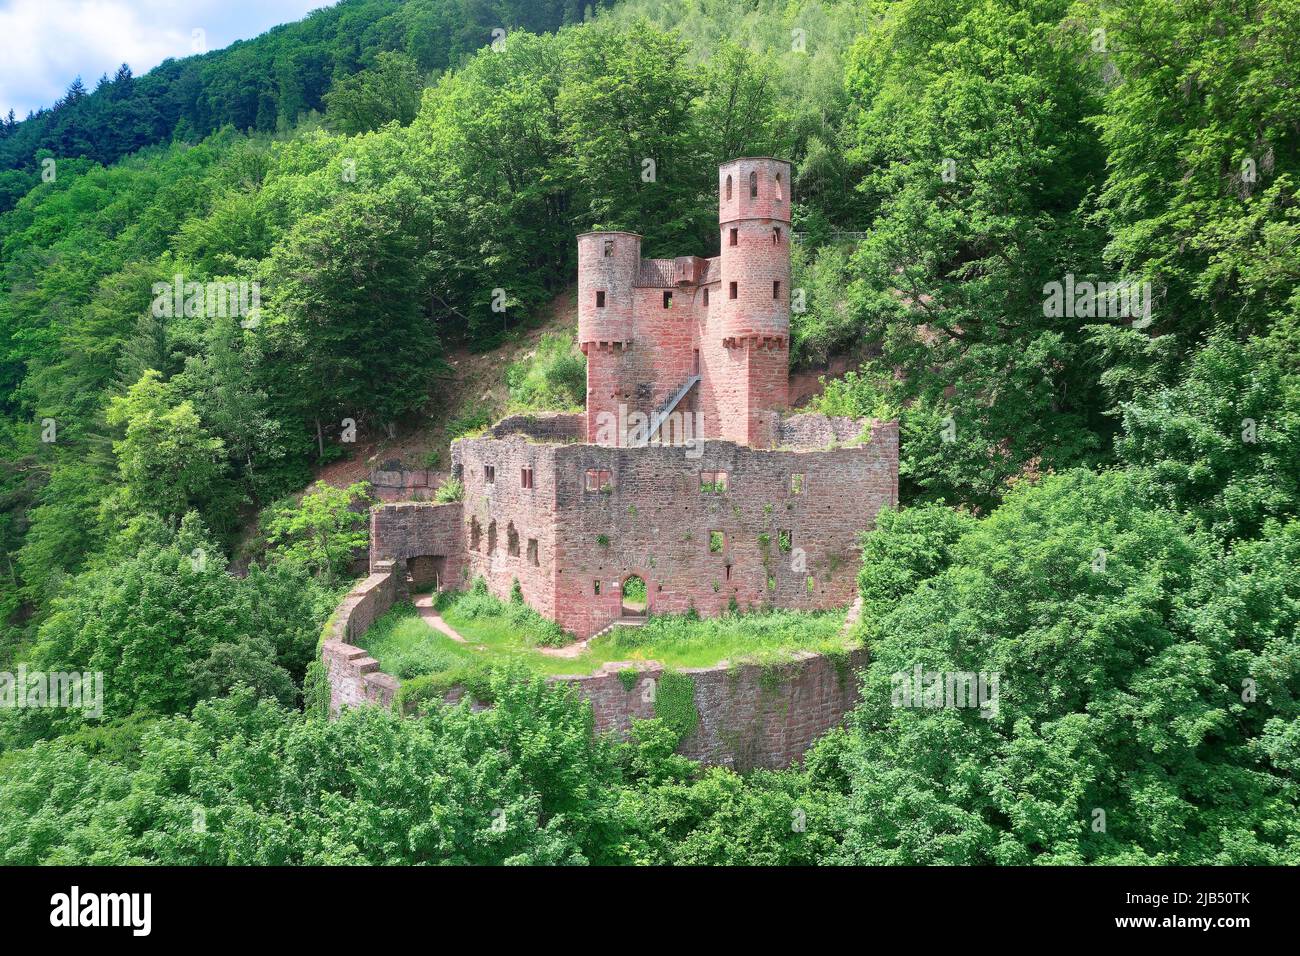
[0,0,1298,864]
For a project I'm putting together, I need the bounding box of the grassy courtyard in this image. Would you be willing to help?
[360,584,854,689]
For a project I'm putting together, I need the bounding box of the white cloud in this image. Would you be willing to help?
[0,0,330,117]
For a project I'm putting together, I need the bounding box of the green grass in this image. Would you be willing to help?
[359,590,854,684]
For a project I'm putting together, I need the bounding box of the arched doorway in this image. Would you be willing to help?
[621,575,647,617]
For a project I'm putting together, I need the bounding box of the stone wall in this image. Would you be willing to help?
[320,561,404,715]
[488,412,585,442]
[559,646,867,770]
[370,500,466,588]
[454,423,898,639]
[321,629,867,769]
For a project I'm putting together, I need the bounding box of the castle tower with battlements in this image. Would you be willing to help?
[578,158,792,449]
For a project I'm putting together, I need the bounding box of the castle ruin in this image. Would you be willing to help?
[366,158,899,639]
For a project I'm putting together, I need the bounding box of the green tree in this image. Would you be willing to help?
[106,370,237,530]
[261,480,374,581]
[324,51,425,135]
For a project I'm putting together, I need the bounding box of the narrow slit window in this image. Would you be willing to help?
[775,173,783,201]
[773,280,781,299]
[773,226,782,245]
[595,290,606,308]
[729,228,738,247]
[729,281,737,300]
[663,290,672,309]
[749,171,758,198]
[702,287,709,307]
[507,523,519,557]
[593,580,601,596]
[692,349,700,375]
[484,465,495,484]
[527,538,539,566]
[725,175,732,200]
[521,466,533,489]
[778,530,792,553]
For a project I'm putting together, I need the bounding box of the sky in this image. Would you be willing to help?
[0,0,334,117]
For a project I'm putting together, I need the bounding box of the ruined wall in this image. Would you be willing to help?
[562,647,868,770]
[489,412,585,442]
[453,437,561,619]
[537,426,896,638]
[369,500,466,588]
[320,561,403,714]
[322,631,868,769]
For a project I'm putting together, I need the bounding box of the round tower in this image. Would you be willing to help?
[577,231,640,349]
[718,158,792,344]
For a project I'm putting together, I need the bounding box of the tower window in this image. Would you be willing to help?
[729,281,737,300]
[693,349,700,375]
[663,290,672,309]
[729,228,738,247]
[773,280,781,299]
[595,290,606,308]
[749,171,758,198]
[603,239,613,257]
[521,466,533,489]
[702,287,709,307]
[773,226,782,244]
[775,173,783,201]
[725,175,732,200]
[484,465,495,484]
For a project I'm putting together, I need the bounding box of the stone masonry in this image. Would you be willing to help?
[325,157,901,766]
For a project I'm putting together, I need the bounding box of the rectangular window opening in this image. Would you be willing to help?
[790,473,805,495]
[778,530,792,554]
[595,290,606,308]
[729,228,738,247]
[593,580,601,595]
[663,290,672,309]
[709,531,725,554]
[692,349,700,375]
[729,281,737,300]
[603,239,613,257]
[585,468,612,492]
[773,280,781,299]
[700,471,729,494]
[521,466,533,489]
[484,465,495,484]
[527,539,539,566]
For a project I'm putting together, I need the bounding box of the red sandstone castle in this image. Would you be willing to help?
[369,158,899,639]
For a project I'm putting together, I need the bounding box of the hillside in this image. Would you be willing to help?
[0,0,1298,873]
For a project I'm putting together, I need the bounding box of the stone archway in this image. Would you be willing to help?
[621,574,647,617]
[407,555,446,593]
